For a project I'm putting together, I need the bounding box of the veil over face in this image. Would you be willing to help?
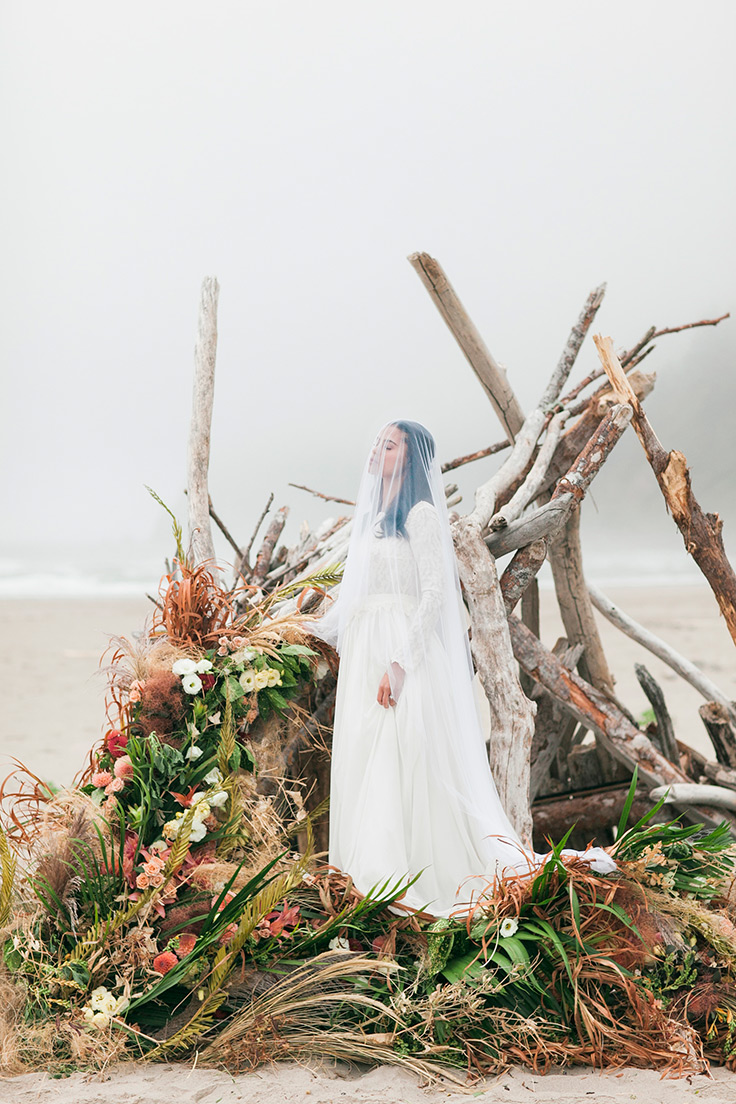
[313,421,525,888]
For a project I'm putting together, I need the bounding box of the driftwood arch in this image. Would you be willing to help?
[183,261,734,854]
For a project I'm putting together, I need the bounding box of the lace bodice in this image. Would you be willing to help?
[365,500,444,669]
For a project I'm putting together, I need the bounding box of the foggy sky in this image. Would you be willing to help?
[2,1,734,578]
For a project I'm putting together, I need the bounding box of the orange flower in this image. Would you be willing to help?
[152,951,178,975]
[136,872,150,890]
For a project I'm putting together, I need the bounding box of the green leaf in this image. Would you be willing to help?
[442,949,484,983]
[616,766,639,839]
[279,644,317,657]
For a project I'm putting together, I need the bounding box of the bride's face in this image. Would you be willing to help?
[368,426,407,481]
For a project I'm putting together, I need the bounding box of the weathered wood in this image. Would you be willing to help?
[595,334,736,647]
[489,411,568,531]
[452,516,535,843]
[698,702,736,770]
[251,506,289,587]
[187,276,219,566]
[499,540,548,614]
[530,639,584,801]
[649,783,736,814]
[408,252,525,442]
[532,785,653,847]
[441,438,510,474]
[587,582,736,727]
[548,508,615,695]
[508,613,693,790]
[635,663,679,764]
[540,283,606,408]
[208,498,242,559]
[486,403,633,557]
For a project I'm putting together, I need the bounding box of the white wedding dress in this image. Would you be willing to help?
[328,500,530,917]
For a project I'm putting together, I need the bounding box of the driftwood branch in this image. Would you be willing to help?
[486,403,632,557]
[441,438,510,474]
[452,517,535,843]
[698,702,736,770]
[548,508,614,695]
[208,499,242,559]
[408,252,525,441]
[187,276,219,566]
[587,582,736,726]
[251,506,289,588]
[508,614,692,790]
[489,411,568,532]
[499,540,548,615]
[540,283,606,408]
[235,493,275,580]
[649,783,736,814]
[594,334,736,646]
[288,483,356,506]
[634,663,679,764]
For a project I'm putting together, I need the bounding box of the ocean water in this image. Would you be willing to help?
[0,544,714,598]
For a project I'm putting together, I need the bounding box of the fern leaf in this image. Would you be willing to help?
[0,821,17,927]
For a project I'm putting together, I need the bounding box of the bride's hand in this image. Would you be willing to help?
[377,662,405,708]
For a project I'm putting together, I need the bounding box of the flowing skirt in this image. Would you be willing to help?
[329,596,533,917]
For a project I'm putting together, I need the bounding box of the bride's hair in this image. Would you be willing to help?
[378,420,436,538]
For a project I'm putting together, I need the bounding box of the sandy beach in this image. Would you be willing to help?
[1,586,733,790]
[1,587,735,1101]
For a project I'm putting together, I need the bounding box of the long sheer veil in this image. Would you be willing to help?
[310,419,527,872]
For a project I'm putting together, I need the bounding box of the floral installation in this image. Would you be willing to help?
[1,538,736,1079]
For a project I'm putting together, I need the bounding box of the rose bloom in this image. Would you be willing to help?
[152,951,179,975]
[92,770,113,789]
[113,755,135,780]
[105,777,125,795]
[143,859,164,877]
[148,872,165,888]
[105,729,128,759]
[136,872,150,890]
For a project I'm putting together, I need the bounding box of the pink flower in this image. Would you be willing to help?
[92,770,113,789]
[175,932,197,957]
[136,872,150,889]
[128,686,142,703]
[217,637,230,656]
[143,858,165,877]
[152,951,178,975]
[105,777,125,795]
[114,755,135,780]
[148,872,165,888]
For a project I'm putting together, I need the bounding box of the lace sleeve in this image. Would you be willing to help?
[391,502,444,671]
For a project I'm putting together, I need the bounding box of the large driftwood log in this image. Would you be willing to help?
[587,582,736,727]
[489,411,568,531]
[532,785,653,847]
[251,506,290,587]
[649,783,736,814]
[594,334,736,647]
[452,517,535,843]
[499,540,548,614]
[408,252,525,442]
[187,277,219,565]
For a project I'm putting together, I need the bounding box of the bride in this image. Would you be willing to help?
[309,420,611,917]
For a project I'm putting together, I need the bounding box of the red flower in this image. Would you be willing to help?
[105,729,128,759]
[200,673,216,690]
[152,951,179,975]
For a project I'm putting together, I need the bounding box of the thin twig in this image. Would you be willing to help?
[440,439,510,474]
[559,312,729,409]
[240,492,275,576]
[288,483,355,506]
[146,593,163,610]
[208,498,242,558]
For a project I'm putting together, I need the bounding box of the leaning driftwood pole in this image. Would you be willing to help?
[187,276,220,566]
[594,334,736,647]
[408,252,525,442]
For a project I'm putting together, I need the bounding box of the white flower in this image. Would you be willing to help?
[90,986,111,1011]
[182,673,203,695]
[187,722,200,738]
[266,668,282,687]
[190,791,207,806]
[186,745,203,761]
[254,670,270,690]
[163,819,182,839]
[499,918,519,938]
[204,767,223,787]
[239,669,257,693]
[192,800,211,821]
[209,790,228,808]
[189,820,207,842]
[195,659,213,673]
[149,839,167,852]
[328,936,351,951]
[172,658,198,676]
[208,712,221,725]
